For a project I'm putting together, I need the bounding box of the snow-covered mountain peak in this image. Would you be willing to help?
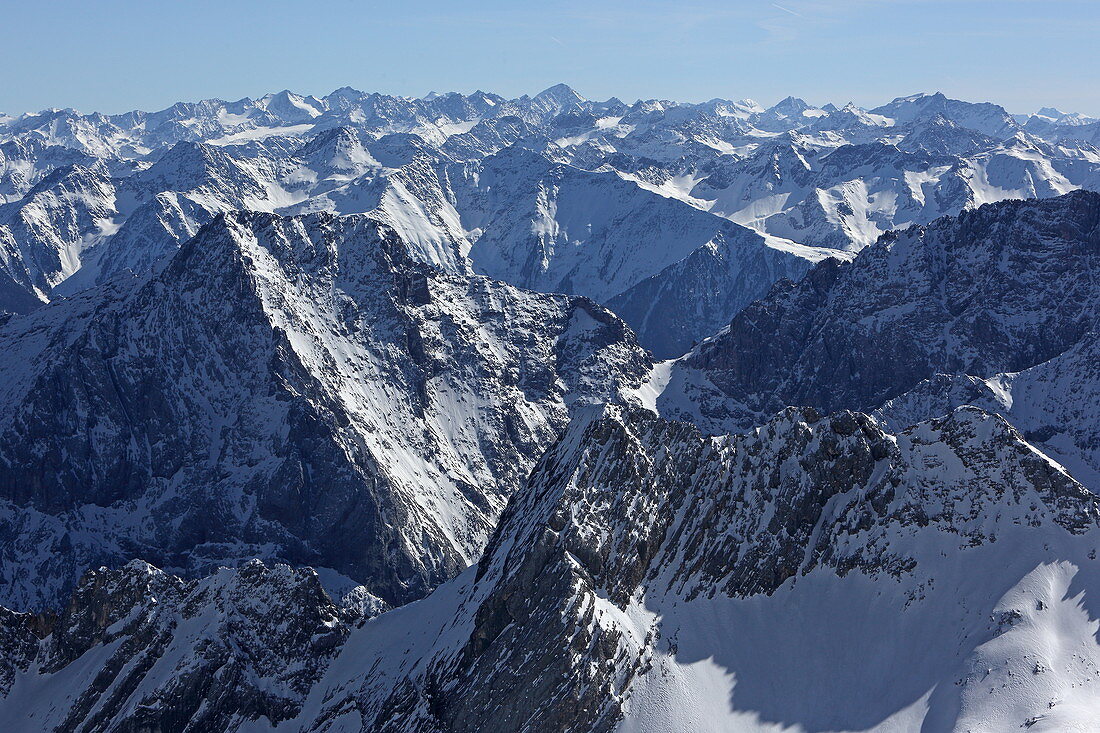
[768,95,812,115]
[142,139,239,181]
[264,398,1100,732]
[2,83,1100,731]
[528,83,587,119]
[259,89,324,122]
[295,124,379,175]
[322,85,366,108]
[872,91,1019,138]
[0,205,656,610]
[534,82,585,104]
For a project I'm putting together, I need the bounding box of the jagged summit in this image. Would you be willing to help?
[871,90,1019,137]
[770,94,810,109]
[531,82,580,103]
[656,191,1100,474]
[2,84,1100,731]
[0,209,654,610]
[6,394,1100,730]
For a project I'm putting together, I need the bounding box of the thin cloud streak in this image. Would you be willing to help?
[771,3,804,17]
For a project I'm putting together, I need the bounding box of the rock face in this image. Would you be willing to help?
[8,406,1100,731]
[661,192,1100,501]
[0,560,365,731]
[682,191,1100,423]
[0,606,42,698]
[3,87,1100,732]
[605,230,840,357]
[277,405,1100,733]
[0,211,652,611]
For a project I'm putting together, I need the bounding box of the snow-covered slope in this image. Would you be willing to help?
[7,404,1099,732]
[447,146,834,355]
[677,191,1099,435]
[0,559,371,730]
[0,211,652,611]
[870,92,1020,138]
[605,230,844,357]
[453,146,719,301]
[874,333,1100,492]
[0,139,295,310]
[689,134,1099,251]
[4,85,1100,356]
[2,85,1100,732]
[0,164,118,310]
[0,107,839,357]
[2,402,1073,732]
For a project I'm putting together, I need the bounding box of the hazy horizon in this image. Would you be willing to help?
[3,0,1098,118]
[1,83,1087,121]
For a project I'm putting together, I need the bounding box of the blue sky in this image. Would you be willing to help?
[4,0,1098,116]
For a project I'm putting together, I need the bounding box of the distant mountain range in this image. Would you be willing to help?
[3,85,1099,354]
[1,87,1099,732]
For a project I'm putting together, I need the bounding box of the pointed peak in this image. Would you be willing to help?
[767,96,810,115]
[170,138,221,155]
[298,126,377,172]
[1004,130,1048,150]
[142,139,234,180]
[324,86,365,105]
[534,83,584,103]
[893,91,947,105]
